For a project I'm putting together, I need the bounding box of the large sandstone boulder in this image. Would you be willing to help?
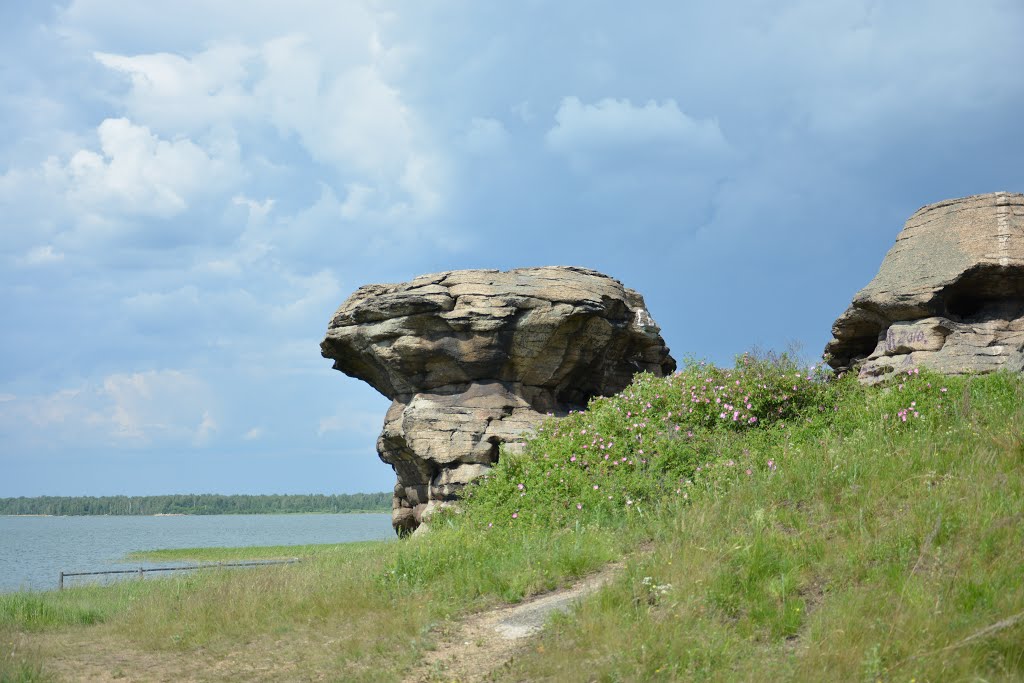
[825,191,1024,382]
[321,266,676,534]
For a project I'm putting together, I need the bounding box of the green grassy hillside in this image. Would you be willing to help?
[3,354,1022,682]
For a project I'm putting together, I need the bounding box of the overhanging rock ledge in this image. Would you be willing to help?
[321,266,676,534]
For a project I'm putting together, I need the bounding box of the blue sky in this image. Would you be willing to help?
[2,1,1022,497]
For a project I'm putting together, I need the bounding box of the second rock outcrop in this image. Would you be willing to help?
[825,191,1024,382]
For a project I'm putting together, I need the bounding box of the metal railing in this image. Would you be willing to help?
[58,558,301,590]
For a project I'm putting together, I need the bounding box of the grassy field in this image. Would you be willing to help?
[2,354,1023,681]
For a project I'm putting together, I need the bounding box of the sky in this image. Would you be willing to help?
[2,1,1022,497]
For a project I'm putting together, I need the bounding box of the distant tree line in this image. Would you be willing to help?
[0,492,391,516]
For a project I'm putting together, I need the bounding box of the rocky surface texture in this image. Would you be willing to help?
[321,266,675,534]
[825,192,1024,383]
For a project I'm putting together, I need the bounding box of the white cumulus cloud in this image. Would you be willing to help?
[61,117,242,218]
[546,97,729,166]
[0,369,217,447]
[93,45,255,134]
[91,31,447,225]
[103,370,215,443]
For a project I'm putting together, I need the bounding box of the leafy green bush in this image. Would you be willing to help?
[460,352,846,530]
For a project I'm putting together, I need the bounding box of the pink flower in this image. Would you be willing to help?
[517,483,525,490]
[512,512,518,519]
[576,503,583,510]
[593,484,599,490]
[570,455,577,462]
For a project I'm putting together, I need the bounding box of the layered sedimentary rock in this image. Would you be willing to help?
[321,266,675,534]
[825,192,1024,382]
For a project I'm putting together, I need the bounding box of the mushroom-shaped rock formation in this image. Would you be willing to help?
[825,191,1024,383]
[321,266,676,534]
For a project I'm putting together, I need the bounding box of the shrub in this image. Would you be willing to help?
[460,352,844,530]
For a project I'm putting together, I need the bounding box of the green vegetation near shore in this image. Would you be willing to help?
[125,540,390,562]
[0,492,391,516]
[3,353,1023,682]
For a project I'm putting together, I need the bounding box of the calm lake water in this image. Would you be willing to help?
[0,513,393,593]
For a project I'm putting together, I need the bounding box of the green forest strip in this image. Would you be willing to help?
[0,492,391,516]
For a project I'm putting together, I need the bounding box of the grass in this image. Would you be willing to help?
[3,354,1023,681]
[125,539,390,562]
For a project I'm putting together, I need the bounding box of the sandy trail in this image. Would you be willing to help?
[404,563,622,683]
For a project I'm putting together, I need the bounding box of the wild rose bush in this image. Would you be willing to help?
[460,352,848,530]
[865,366,956,429]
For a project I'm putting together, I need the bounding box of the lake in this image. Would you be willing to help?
[0,513,394,593]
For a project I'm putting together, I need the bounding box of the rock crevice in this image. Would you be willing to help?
[322,266,675,534]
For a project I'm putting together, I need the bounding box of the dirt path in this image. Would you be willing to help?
[404,563,622,683]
